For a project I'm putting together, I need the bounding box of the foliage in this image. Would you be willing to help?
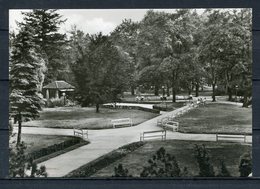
[113,164,132,177]
[193,144,215,177]
[18,9,67,84]
[9,24,44,145]
[9,141,47,178]
[217,160,231,177]
[72,33,128,112]
[140,147,187,177]
[239,152,252,177]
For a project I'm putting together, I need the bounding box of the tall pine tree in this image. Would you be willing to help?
[18,9,66,85]
[10,25,44,145]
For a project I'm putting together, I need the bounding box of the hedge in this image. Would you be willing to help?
[28,136,86,161]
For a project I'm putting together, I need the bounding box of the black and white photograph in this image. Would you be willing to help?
[8,8,252,178]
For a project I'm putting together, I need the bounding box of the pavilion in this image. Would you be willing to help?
[42,80,75,100]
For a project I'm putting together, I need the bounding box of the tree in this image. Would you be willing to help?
[193,144,215,177]
[136,10,197,101]
[72,33,128,112]
[200,9,252,104]
[111,19,139,95]
[9,25,44,145]
[18,9,67,85]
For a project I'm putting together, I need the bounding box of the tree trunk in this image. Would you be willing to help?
[166,83,170,97]
[188,89,191,96]
[96,103,100,113]
[212,83,216,102]
[16,113,22,146]
[227,86,232,101]
[154,84,159,96]
[172,88,176,102]
[172,71,176,102]
[242,93,249,107]
[195,83,199,97]
[131,86,135,96]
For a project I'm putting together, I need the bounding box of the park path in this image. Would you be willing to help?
[13,103,252,177]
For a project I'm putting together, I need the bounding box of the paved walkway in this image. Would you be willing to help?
[13,103,252,177]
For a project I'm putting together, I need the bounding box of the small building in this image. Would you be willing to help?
[42,80,75,100]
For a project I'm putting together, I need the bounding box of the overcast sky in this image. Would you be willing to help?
[9,9,208,35]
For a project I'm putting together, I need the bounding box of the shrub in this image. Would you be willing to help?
[217,160,230,177]
[239,152,252,177]
[9,141,47,178]
[140,147,183,177]
[193,144,215,177]
[48,98,64,108]
[113,164,132,177]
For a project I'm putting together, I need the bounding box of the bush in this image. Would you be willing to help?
[217,160,230,177]
[28,137,84,161]
[193,144,215,177]
[113,164,132,177]
[239,152,252,177]
[9,141,47,178]
[140,147,184,177]
[48,98,64,107]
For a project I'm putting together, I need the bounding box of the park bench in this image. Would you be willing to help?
[111,118,133,128]
[162,121,179,132]
[216,133,247,143]
[140,130,166,141]
[157,117,169,126]
[73,128,88,139]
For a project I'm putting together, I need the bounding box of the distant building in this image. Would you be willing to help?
[42,80,75,100]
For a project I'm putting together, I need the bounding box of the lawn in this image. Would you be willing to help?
[12,134,79,154]
[23,107,159,129]
[176,103,252,134]
[10,134,88,163]
[92,140,251,177]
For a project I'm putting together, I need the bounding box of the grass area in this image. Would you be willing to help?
[23,107,159,129]
[19,134,75,154]
[10,134,88,163]
[176,103,252,134]
[92,140,251,177]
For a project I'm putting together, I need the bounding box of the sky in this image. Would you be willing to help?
[9,9,206,35]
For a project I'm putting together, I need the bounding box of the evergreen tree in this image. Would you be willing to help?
[9,25,44,145]
[18,9,67,84]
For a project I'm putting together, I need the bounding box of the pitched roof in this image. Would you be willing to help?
[43,80,75,89]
